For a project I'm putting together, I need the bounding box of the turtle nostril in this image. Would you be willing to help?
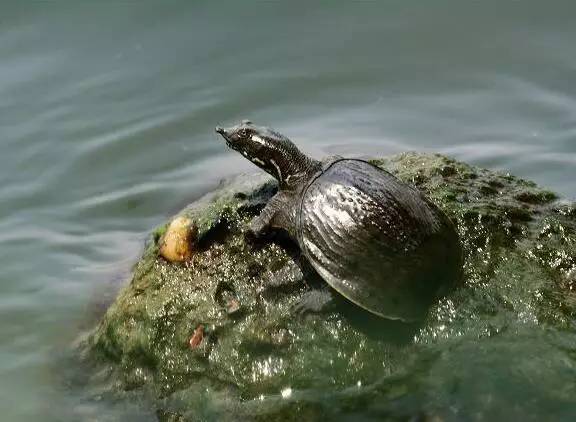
[215,126,225,135]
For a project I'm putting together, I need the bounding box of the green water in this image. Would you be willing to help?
[1,2,575,421]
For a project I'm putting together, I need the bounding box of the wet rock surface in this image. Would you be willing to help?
[80,153,576,421]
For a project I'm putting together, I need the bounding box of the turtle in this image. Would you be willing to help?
[215,120,463,321]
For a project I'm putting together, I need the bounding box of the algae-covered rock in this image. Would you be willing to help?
[83,153,576,421]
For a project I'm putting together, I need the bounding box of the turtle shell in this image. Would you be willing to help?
[297,159,462,320]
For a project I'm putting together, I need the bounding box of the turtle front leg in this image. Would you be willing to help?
[247,212,272,239]
[246,191,291,240]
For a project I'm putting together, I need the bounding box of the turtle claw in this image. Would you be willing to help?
[244,226,272,249]
[243,227,260,245]
[247,214,270,237]
[244,216,275,247]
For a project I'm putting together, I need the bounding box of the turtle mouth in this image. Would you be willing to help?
[215,126,228,140]
[215,127,241,152]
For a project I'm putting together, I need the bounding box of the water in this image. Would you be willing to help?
[0,1,575,420]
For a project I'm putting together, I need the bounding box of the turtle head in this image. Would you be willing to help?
[215,120,308,185]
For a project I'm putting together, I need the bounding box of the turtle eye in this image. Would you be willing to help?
[239,128,249,138]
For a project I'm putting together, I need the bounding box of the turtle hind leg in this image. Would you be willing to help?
[263,259,305,288]
[260,256,336,315]
[279,252,336,314]
[293,285,336,315]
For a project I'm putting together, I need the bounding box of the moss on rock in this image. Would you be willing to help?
[82,153,576,421]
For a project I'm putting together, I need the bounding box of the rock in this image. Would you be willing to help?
[158,216,198,262]
[81,153,576,421]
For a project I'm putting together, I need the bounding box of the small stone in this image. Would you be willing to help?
[189,325,204,349]
[159,216,198,262]
[226,298,241,315]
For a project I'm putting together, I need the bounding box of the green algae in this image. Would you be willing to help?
[83,153,576,421]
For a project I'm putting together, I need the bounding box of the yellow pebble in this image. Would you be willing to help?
[159,216,198,262]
